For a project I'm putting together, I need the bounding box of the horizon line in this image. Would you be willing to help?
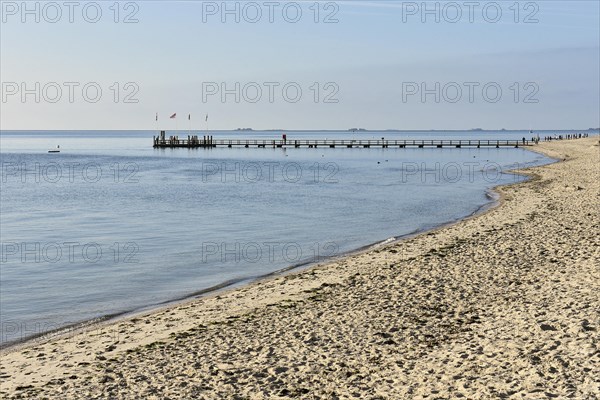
[2,128,599,133]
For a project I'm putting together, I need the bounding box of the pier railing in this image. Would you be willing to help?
[153,136,530,149]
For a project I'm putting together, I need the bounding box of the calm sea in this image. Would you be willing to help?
[1,129,588,346]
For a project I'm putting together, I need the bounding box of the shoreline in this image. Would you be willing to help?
[0,159,540,352]
[1,138,597,398]
[0,210,479,352]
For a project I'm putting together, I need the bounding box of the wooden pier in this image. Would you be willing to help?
[153,132,530,149]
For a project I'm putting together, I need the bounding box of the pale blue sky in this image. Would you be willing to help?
[1,0,599,130]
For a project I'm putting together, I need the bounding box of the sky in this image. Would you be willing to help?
[1,0,599,130]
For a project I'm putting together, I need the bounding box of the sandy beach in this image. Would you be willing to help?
[1,138,598,399]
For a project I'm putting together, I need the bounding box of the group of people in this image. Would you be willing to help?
[539,133,590,142]
[522,133,590,145]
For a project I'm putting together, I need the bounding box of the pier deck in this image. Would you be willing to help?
[153,136,531,149]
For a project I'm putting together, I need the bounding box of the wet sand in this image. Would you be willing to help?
[1,138,598,399]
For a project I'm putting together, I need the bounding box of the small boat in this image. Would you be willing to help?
[48,145,60,153]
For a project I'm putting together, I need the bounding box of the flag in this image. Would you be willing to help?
[155,113,158,121]
[170,113,177,119]
[205,114,209,122]
[188,114,191,121]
